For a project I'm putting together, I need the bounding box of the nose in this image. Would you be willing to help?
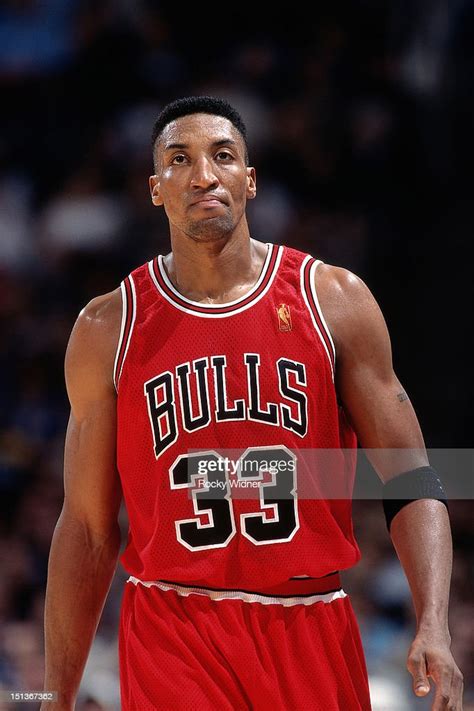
[190,155,219,190]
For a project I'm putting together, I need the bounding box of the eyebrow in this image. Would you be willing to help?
[163,139,239,152]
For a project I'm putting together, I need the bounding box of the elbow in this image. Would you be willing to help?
[55,507,122,559]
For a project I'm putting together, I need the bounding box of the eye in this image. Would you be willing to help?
[215,151,234,161]
[170,154,188,165]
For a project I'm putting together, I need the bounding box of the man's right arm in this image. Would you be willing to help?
[41,289,123,711]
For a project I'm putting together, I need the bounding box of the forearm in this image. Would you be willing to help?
[389,498,452,634]
[42,511,121,709]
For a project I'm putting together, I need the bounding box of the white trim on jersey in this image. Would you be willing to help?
[126,576,347,607]
[147,245,284,318]
[300,256,335,381]
[113,275,137,392]
[309,260,336,365]
[113,281,128,392]
[158,242,274,307]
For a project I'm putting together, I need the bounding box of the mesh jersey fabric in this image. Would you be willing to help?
[116,242,361,591]
[115,241,372,710]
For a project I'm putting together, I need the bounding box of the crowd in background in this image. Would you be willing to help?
[0,1,472,709]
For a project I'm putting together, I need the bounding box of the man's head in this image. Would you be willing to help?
[151,96,250,167]
[149,96,256,243]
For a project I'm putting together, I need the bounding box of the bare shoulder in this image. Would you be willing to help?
[65,288,123,398]
[314,263,374,308]
[313,263,390,358]
[74,287,122,339]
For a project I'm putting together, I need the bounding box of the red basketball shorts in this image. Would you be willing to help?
[119,577,372,710]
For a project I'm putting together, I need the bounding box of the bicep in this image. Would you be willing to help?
[337,359,428,479]
[61,293,123,534]
[63,404,121,534]
[320,266,429,479]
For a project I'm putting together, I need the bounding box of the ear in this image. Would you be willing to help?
[246,167,256,200]
[149,175,163,206]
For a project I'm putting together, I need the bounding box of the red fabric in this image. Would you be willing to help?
[119,582,372,710]
[116,244,360,589]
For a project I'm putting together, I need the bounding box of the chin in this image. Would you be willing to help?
[187,217,234,242]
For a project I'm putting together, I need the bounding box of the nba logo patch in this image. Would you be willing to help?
[277,303,292,332]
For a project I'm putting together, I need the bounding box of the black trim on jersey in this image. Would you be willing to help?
[302,257,335,371]
[289,570,339,580]
[152,243,280,315]
[156,579,343,599]
[114,276,135,391]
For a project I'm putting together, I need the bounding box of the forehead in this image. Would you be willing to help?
[159,113,243,152]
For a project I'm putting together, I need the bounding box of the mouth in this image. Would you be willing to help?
[190,196,226,208]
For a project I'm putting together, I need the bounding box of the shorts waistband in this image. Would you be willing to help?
[126,572,344,606]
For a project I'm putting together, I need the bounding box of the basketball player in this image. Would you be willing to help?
[41,97,463,710]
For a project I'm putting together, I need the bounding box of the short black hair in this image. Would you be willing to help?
[151,96,249,164]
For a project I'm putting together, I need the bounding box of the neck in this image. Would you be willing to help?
[164,230,267,304]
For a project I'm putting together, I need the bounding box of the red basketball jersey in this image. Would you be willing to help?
[115,242,361,592]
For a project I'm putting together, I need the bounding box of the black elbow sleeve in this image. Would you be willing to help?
[382,466,448,531]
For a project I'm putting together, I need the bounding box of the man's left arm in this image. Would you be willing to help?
[317,265,464,711]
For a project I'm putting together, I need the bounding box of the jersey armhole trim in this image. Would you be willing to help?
[113,275,137,392]
[300,256,336,380]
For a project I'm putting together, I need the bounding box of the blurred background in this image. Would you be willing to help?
[0,1,472,709]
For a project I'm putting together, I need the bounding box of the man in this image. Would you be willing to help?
[42,97,463,710]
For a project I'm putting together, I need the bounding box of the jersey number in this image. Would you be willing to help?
[169,446,299,550]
